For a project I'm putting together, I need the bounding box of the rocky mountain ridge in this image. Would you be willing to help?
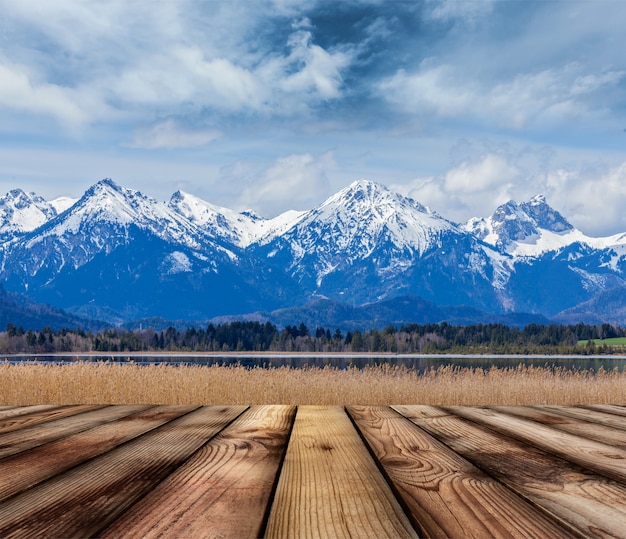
[1,178,625,327]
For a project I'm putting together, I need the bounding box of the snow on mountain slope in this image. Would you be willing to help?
[465,194,626,257]
[3,177,626,324]
[0,189,58,242]
[37,179,214,251]
[258,179,466,284]
[168,190,305,248]
[50,196,78,214]
[248,179,513,312]
[281,178,456,254]
[0,179,233,282]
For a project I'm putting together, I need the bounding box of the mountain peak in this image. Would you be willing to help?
[528,194,547,206]
[89,178,121,193]
[74,179,155,224]
[2,188,48,209]
[328,179,386,204]
[346,178,384,193]
[336,178,395,199]
[467,194,576,254]
[0,188,58,241]
[324,179,429,214]
[168,189,263,248]
[520,194,572,233]
[264,177,461,292]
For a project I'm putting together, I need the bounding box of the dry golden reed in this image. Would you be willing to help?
[1,362,624,406]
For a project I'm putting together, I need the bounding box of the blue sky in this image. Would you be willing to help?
[1,0,625,235]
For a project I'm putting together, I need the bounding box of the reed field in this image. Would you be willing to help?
[1,361,624,405]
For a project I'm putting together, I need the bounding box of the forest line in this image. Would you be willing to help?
[2,320,625,355]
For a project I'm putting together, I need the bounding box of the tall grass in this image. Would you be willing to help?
[1,362,624,405]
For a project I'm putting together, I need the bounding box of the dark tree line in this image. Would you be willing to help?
[1,320,625,355]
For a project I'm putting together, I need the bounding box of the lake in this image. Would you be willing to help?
[4,353,626,373]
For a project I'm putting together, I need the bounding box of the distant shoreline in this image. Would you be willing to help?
[4,351,626,360]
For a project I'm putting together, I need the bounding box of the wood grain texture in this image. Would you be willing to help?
[493,405,626,450]
[0,404,103,435]
[100,405,296,539]
[0,405,58,422]
[0,405,246,538]
[584,404,626,418]
[0,404,151,459]
[264,405,418,539]
[539,405,626,431]
[447,405,626,484]
[0,405,196,503]
[394,405,626,539]
[1,405,625,538]
[349,405,570,539]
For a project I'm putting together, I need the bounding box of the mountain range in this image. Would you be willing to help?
[1,178,625,330]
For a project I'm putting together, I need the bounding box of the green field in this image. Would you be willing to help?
[577,337,626,347]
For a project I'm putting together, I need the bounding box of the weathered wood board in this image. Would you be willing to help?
[0,405,625,538]
[349,405,571,538]
[265,405,418,539]
[100,405,296,539]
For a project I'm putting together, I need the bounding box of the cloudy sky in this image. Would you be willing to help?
[1,0,625,235]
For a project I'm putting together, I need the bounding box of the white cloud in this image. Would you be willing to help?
[488,64,624,129]
[426,0,496,24]
[444,154,519,192]
[0,57,87,126]
[546,162,626,236]
[380,62,625,130]
[393,152,522,222]
[379,63,476,118]
[278,28,351,100]
[0,1,354,131]
[129,120,221,150]
[105,16,353,119]
[111,46,264,112]
[236,152,336,216]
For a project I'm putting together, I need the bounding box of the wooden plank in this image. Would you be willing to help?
[538,405,626,431]
[100,405,296,539]
[0,405,58,423]
[0,404,103,435]
[447,405,626,484]
[0,404,152,459]
[349,405,571,539]
[492,405,626,450]
[0,405,197,503]
[0,405,247,538]
[584,404,626,418]
[394,405,626,538]
[264,405,418,539]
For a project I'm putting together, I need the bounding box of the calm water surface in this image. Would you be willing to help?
[4,353,626,373]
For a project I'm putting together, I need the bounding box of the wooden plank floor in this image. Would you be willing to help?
[1,405,626,538]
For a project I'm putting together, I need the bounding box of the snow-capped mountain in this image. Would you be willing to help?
[272,178,458,258]
[253,179,505,308]
[0,179,301,320]
[466,195,574,255]
[466,194,626,315]
[2,177,626,325]
[0,179,227,280]
[466,194,626,258]
[168,190,305,248]
[0,189,59,242]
